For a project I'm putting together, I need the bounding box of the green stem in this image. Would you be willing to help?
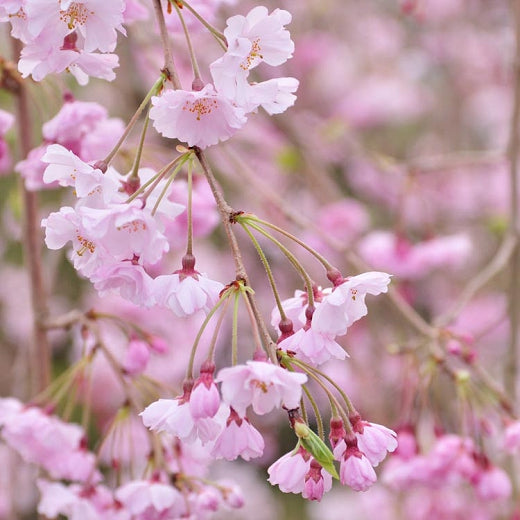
[302,385,325,440]
[289,357,350,428]
[187,287,233,379]
[244,214,337,272]
[295,357,355,414]
[245,220,315,308]
[126,153,188,204]
[103,75,165,165]
[129,107,151,180]
[151,158,187,216]
[177,0,227,49]
[239,222,287,322]
[239,286,266,355]
[207,294,233,362]
[186,159,194,256]
[232,290,240,365]
[173,1,203,81]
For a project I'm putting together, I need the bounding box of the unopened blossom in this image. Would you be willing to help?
[334,437,377,491]
[268,447,311,494]
[150,85,247,149]
[216,360,307,416]
[302,459,333,501]
[153,270,223,318]
[190,363,220,419]
[312,271,391,337]
[350,413,398,467]
[211,408,264,461]
[122,336,150,375]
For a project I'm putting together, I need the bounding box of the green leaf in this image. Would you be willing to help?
[296,423,339,479]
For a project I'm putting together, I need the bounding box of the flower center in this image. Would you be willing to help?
[183,98,218,121]
[60,3,92,30]
[241,38,263,71]
[117,220,147,233]
[76,232,95,256]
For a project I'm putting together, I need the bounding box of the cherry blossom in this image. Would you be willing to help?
[334,438,377,491]
[149,85,247,149]
[312,271,392,337]
[267,447,311,494]
[216,360,307,416]
[211,408,264,461]
[153,270,223,318]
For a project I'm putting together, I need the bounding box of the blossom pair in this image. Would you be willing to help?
[150,6,300,148]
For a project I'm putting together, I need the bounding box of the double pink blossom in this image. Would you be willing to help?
[216,360,307,416]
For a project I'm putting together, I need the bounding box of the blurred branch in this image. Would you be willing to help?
[434,233,517,328]
[406,149,504,174]
[11,39,51,395]
[505,0,520,409]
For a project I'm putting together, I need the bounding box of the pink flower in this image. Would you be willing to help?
[42,144,117,200]
[302,459,333,501]
[25,0,125,54]
[91,262,155,307]
[350,414,398,467]
[149,85,247,149]
[473,466,512,501]
[1,401,99,482]
[42,100,107,152]
[140,387,223,444]
[211,408,264,461]
[268,447,311,493]
[18,38,119,85]
[190,363,221,419]
[312,271,391,337]
[16,145,50,191]
[224,7,294,70]
[278,326,348,366]
[216,360,307,416]
[334,437,377,491]
[115,478,183,516]
[153,271,223,318]
[37,480,112,520]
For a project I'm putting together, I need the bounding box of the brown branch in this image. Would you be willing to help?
[11,39,51,394]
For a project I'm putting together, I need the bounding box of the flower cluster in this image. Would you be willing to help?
[150,6,299,148]
[2,0,125,84]
[17,96,124,190]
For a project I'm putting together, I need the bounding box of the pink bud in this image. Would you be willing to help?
[123,338,150,375]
